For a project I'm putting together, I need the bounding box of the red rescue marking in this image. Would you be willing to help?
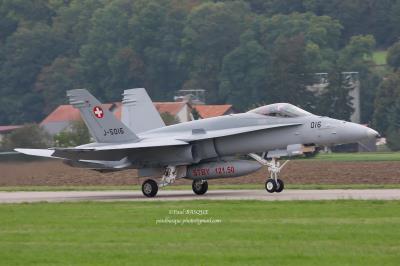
[215,166,235,175]
[93,106,104,118]
[192,168,210,177]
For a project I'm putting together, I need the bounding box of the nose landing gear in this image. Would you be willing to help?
[265,178,284,193]
[249,153,288,193]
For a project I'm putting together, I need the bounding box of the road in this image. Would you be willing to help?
[0,189,399,203]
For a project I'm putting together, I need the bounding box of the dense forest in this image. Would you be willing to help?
[1,0,400,148]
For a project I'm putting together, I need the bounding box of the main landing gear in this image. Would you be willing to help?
[192,179,208,195]
[141,166,209,197]
[249,154,289,193]
[142,166,177,198]
[142,179,158,197]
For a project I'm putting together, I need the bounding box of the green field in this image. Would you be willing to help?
[308,152,400,161]
[0,201,399,265]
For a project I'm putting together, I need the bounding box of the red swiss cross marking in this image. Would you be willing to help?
[93,106,104,118]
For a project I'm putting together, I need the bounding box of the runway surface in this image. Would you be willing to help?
[0,189,400,203]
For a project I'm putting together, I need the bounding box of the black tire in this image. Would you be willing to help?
[142,179,158,197]
[192,180,208,195]
[275,179,284,193]
[265,179,277,193]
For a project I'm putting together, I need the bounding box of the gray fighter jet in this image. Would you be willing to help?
[16,89,379,197]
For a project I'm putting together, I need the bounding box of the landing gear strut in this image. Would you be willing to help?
[159,166,177,188]
[192,180,208,195]
[141,166,178,197]
[249,154,288,193]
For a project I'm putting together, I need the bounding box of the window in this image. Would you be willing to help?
[248,103,312,118]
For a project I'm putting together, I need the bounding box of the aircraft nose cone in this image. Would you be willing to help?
[338,122,380,143]
[366,128,380,139]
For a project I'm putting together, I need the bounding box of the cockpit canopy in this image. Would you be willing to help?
[248,103,313,118]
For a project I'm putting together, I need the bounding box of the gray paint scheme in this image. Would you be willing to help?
[187,160,262,179]
[16,89,379,180]
[67,89,139,143]
[121,88,165,133]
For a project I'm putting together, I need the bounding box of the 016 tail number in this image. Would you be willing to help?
[311,121,322,128]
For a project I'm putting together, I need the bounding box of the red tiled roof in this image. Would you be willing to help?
[110,103,122,120]
[194,105,233,118]
[0,125,23,133]
[153,102,186,116]
[41,105,80,124]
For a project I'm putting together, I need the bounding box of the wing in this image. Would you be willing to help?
[14,139,188,161]
[178,123,302,142]
[80,139,188,151]
[15,123,300,162]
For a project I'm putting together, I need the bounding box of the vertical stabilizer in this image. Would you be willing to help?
[67,89,139,143]
[122,88,165,133]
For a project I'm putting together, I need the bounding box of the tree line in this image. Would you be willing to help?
[1,0,400,149]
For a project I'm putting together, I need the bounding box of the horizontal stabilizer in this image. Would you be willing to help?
[16,138,189,161]
[64,157,132,169]
[53,139,188,161]
[14,148,58,158]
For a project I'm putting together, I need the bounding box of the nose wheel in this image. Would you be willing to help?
[265,178,284,193]
[249,153,288,194]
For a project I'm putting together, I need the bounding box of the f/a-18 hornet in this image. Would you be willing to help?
[16,89,379,197]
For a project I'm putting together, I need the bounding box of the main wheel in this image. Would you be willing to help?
[275,179,284,193]
[192,180,208,195]
[142,179,158,197]
[265,179,277,193]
